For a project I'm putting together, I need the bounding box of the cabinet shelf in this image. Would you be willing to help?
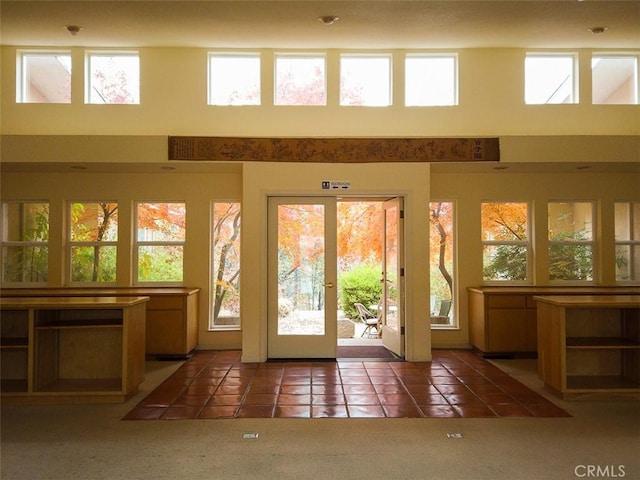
[536,295,640,400]
[1,379,29,393]
[0,338,29,348]
[566,337,640,349]
[36,378,122,393]
[1,296,147,404]
[35,323,123,330]
[567,375,640,391]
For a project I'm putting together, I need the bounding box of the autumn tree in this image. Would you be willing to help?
[481,202,528,281]
[70,202,118,282]
[430,202,453,300]
[212,203,241,322]
[275,63,326,105]
[337,201,383,270]
[2,202,49,282]
[277,201,385,314]
[136,203,185,282]
[277,204,325,310]
[337,202,384,318]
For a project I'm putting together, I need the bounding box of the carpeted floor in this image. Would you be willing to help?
[122,349,571,420]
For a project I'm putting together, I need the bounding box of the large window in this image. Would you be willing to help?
[548,202,594,281]
[615,202,640,282]
[69,202,118,283]
[135,202,185,283]
[429,202,455,327]
[86,51,140,104]
[340,54,392,106]
[211,202,241,328]
[275,54,326,106]
[1,202,49,283]
[592,54,638,105]
[17,51,71,103]
[208,53,261,106]
[405,54,458,106]
[481,202,529,282]
[525,53,577,104]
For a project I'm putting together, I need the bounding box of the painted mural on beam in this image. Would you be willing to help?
[168,136,499,163]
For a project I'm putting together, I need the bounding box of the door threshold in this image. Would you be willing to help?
[266,357,336,363]
[337,357,405,362]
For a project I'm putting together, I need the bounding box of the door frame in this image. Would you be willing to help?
[240,161,432,364]
[381,197,405,357]
[266,194,406,360]
[266,196,338,359]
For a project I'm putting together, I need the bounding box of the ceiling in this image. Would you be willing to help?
[1,1,639,50]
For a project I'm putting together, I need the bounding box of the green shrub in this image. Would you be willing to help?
[339,265,382,320]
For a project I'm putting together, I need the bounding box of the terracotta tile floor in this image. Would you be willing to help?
[123,349,570,420]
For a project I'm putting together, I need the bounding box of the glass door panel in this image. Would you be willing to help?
[381,198,404,357]
[268,197,337,358]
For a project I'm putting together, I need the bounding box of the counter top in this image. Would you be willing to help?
[0,296,150,309]
[469,286,640,295]
[533,295,640,308]
[0,287,199,297]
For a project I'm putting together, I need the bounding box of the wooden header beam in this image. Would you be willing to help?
[168,136,499,163]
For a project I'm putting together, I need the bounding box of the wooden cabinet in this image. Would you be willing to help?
[536,295,640,400]
[468,286,640,356]
[145,291,199,357]
[0,288,199,358]
[0,296,148,404]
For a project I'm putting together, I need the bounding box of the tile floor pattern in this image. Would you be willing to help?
[123,349,571,420]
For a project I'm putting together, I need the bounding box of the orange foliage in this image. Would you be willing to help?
[337,202,383,269]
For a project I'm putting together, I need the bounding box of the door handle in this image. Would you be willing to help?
[324,282,334,288]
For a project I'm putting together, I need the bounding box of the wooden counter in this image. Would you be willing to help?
[1,296,149,404]
[0,288,199,357]
[468,286,640,355]
[535,295,640,400]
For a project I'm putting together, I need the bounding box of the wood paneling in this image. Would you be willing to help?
[168,136,500,163]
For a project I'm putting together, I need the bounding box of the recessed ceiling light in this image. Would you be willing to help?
[318,16,339,25]
[65,25,84,36]
[588,27,608,35]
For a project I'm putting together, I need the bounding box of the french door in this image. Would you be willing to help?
[381,198,405,357]
[267,196,404,359]
[267,197,338,358]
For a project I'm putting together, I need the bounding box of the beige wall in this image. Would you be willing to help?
[2,47,639,137]
[1,45,639,359]
[240,162,431,362]
[430,170,639,348]
[0,171,244,351]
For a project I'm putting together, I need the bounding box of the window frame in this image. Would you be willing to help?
[134,201,186,286]
[16,49,72,104]
[0,201,50,285]
[85,50,140,105]
[547,201,595,283]
[614,201,640,284]
[429,200,457,329]
[274,52,327,106]
[208,52,261,106]
[405,53,458,107]
[339,53,393,107]
[68,201,119,286]
[525,52,579,105]
[480,201,532,285]
[210,201,241,330]
[591,53,639,105]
